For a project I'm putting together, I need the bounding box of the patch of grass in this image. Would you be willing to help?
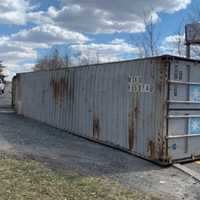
[0,154,158,200]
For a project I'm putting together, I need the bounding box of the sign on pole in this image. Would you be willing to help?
[185,23,200,45]
[185,23,200,58]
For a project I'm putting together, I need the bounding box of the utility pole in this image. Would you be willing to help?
[186,43,191,58]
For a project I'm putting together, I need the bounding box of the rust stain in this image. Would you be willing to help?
[128,105,138,151]
[159,61,169,161]
[157,134,164,159]
[148,141,156,159]
[157,135,168,162]
[151,60,169,161]
[128,91,139,152]
[50,76,74,104]
[157,61,168,92]
[128,109,134,151]
[93,114,100,139]
[51,79,61,102]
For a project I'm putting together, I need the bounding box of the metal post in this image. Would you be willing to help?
[186,44,191,58]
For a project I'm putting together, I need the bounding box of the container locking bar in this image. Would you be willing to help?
[168,115,200,119]
[167,100,200,104]
[167,134,200,139]
[168,80,200,85]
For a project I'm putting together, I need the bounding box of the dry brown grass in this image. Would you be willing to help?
[0,154,158,200]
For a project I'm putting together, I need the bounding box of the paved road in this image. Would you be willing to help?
[0,83,199,200]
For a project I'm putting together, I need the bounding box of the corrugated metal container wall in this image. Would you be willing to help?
[167,58,200,162]
[13,57,169,164]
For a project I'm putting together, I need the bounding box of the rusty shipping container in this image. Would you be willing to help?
[12,55,200,164]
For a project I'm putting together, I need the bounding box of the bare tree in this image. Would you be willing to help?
[130,10,160,58]
[0,61,6,81]
[34,56,49,71]
[168,19,186,57]
[77,48,91,66]
[163,4,200,58]
[176,22,185,56]
[34,48,71,71]
[144,13,159,56]
[79,54,90,65]
[96,51,100,64]
[0,61,4,76]
[63,53,70,68]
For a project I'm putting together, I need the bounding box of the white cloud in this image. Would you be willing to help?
[3,63,34,81]
[161,34,185,56]
[0,24,89,80]
[0,0,30,25]
[0,37,37,80]
[0,38,37,64]
[0,0,191,29]
[11,24,89,45]
[160,33,200,59]
[3,38,137,80]
[154,0,191,13]
[27,11,54,25]
[44,0,191,33]
[0,0,191,31]
[0,45,36,81]
[0,0,192,80]
[70,39,139,65]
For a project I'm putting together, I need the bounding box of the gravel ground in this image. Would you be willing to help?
[0,83,199,200]
[0,82,12,107]
[0,113,199,200]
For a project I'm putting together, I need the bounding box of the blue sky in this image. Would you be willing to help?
[0,0,198,79]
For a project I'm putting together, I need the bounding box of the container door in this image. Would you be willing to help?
[167,60,200,161]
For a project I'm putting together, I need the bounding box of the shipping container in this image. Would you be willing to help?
[12,55,200,165]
